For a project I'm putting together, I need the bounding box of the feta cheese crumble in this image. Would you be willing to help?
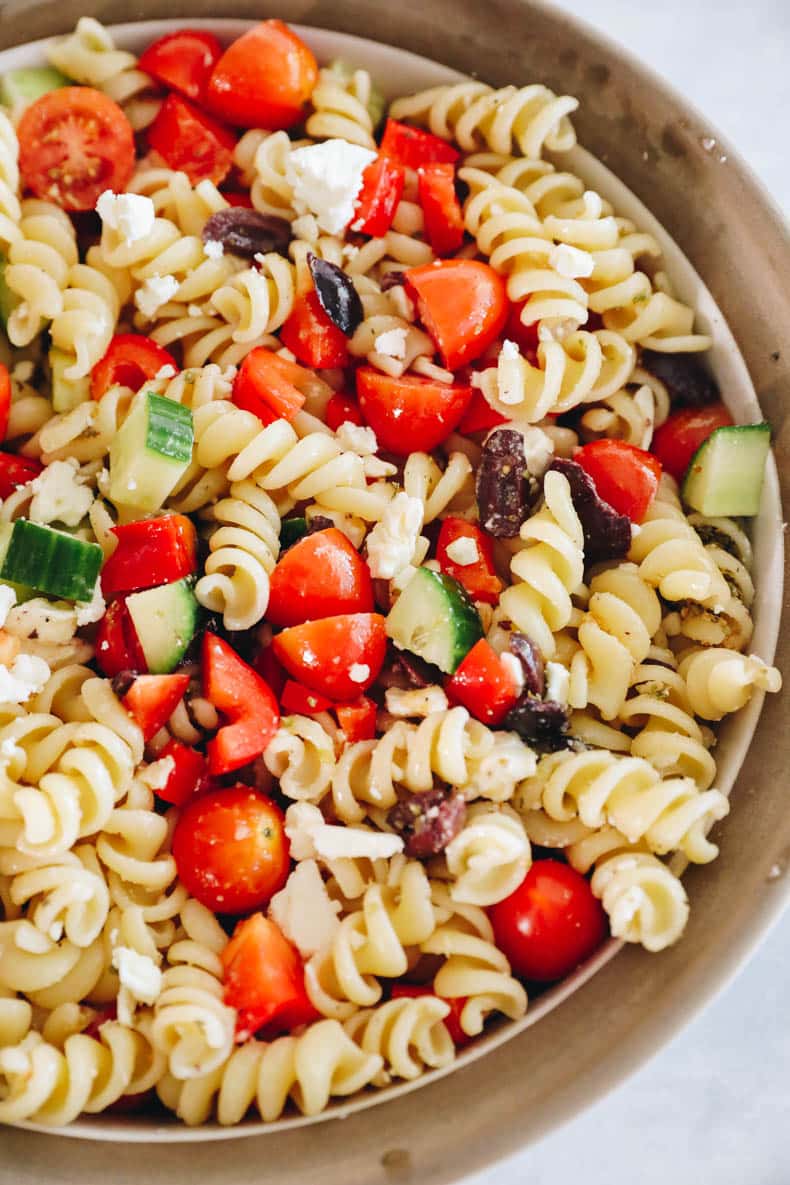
[284,802,404,862]
[549,242,595,279]
[139,755,175,791]
[135,274,179,320]
[495,338,524,405]
[349,663,370,684]
[112,946,163,1027]
[203,238,224,260]
[96,190,155,245]
[335,422,379,456]
[0,654,50,704]
[365,492,424,581]
[287,140,376,235]
[544,661,570,706]
[444,536,479,566]
[75,583,106,627]
[29,459,93,528]
[268,859,341,958]
[0,586,16,629]
[373,327,408,360]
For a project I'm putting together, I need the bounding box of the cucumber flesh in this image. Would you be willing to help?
[49,348,90,412]
[0,520,102,603]
[682,423,771,516]
[126,578,199,674]
[386,566,483,674]
[0,67,69,115]
[109,391,194,512]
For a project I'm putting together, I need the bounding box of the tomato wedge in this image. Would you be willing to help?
[279,290,350,368]
[325,392,364,431]
[335,696,377,742]
[148,94,236,187]
[272,613,387,701]
[91,334,177,401]
[101,514,197,598]
[221,913,319,1041]
[405,260,508,370]
[0,363,11,443]
[122,672,190,742]
[203,633,280,776]
[207,20,318,130]
[651,403,734,482]
[418,162,464,257]
[267,528,374,627]
[445,639,520,727]
[18,87,134,212]
[356,367,472,455]
[380,119,460,169]
[350,156,404,236]
[280,680,334,716]
[95,598,147,678]
[457,389,507,435]
[575,439,662,523]
[138,29,223,103]
[154,738,207,807]
[0,453,42,500]
[232,347,306,425]
[436,518,502,606]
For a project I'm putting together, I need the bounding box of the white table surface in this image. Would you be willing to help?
[472,2,790,1182]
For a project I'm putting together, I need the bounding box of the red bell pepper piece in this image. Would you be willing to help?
[203,633,280,776]
[272,613,387,701]
[325,392,364,431]
[95,597,147,678]
[349,156,405,236]
[279,290,350,368]
[154,738,208,807]
[253,642,287,700]
[280,680,334,716]
[457,389,507,435]
[445,639,520,727]
[91,334,177,401]
[148,93,236,187]
[436,518,503,606]
[651,403,734,482]
[335,696,377,742]
[232,347,307,425]
[575,439,663,523]
[0,453,43,499]
[221,913,320,1041]
[267,527,374,628]
[100,514,197,598]
[405,259,508,370]
[390,983,472,1047]
[138,29,223,104]
[0,363,11,442]
[122,672,190,742]
[356,367,472,456]
[222,190,254,208]
[380,119,460,169]
[418,162,464,257]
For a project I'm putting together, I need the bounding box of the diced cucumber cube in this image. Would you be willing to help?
[386,566,483,674]
[0,66,69,116]
[0,520,102,602]
[109,391,194,512]
[126,578,199,674]
[682,423,771,516]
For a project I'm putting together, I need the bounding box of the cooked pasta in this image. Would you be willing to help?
[4,200,78,347]
[306,65,377,149]
[342,994,454,1083]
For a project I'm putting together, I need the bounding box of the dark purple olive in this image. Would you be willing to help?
[504,697,570,752]
[549,458,631,565]
[476,427,535,538]
[641,349,719,407]
[380,270,406,291]
[396,651,445,689]
[509,633,544,697]
[387,787,467,859]
[202,208,291,259]
[110,670,137,698]
[308,254,364,337]
[306,514,334,534]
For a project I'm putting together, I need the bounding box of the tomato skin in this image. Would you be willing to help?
[91,334,177,401]
[325,392,364,431]
[173,785,289,914]
[207,20,318,130]
[418,162,464,257]
[457,389,507,435]
[436,518,502,606]
[221,913,320,1041]
[154,738,207,807]
[222,190,254,208]
[280,680,334,716]
[267,528,374,627]
[272,613,387,701]
[445,639,520,727]
[335,696,377,741]
[489,860,607,982]
[101,514,197,598]
[138,29,223,103]
[95,598,147,678]
[279,291,350,368]
[405,260,508,370]
[350,156,404,236]
[202,633,280,777]
[575,440,662,523]
[148,93,236,186]
[122,672,190,742]
[390,984,472,1047]
[651,403,734,482]
[0,364,11,442]
[504,302,540,362]
[380,119,460,169]
[0,453,43,499]
[356,367,472,456]
[18,87,134,212]
[233,347,306,425]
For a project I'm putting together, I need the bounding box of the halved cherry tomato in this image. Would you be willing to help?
[651,403,734,482]
[436,518,502,606]
[203,633,280,776]
[122,672,190,742]
[380,119,459,169]
[356,367,472,456]
[207,20,318,130]
[575,439,662,523]
[232,346,306,425]
[489,860,607,982]
[253,642,287,700]
[148,93,236,186]
[0,363,11,442]
[457,389,508,435]
[18,87,134,212]
[405,260,508,370]
[91,334,177,401]
[173,785,289,914]
[101,514,197,598]
[267,528,374,627]
[0,453,42,499]
[222,190,254,208]
[221,913,319,1041]
[335,696,377,742]
[325,392,364,431]
[390,983,472,1047]
[445,639,520,727]
[95,598,147,678]
[418,162,464,257]
[154,738,207,807]
[280,680,334,716]
[350,156,404,236]
[279,290,350,368]
[138,29,223,103]
[272,613,386,701]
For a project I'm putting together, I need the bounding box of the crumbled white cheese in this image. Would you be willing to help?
[544,661,570,706]
[495,338,524,405]
[135,274,179,320]
[335,422,378,456]
[284,802,404,862]
[385,685,449,718]
[290,213,320,242]
[75,582,106,627]
[349,663,370,684]
[373,327,408,360]
[139,755,175,791]
[29,459,93,528]
[365,492,423,581]
[499,652,524,695]
[96,190,155,245]
[444,536,479,566]
[0,654,51,704]
[518,424,555,477]
[111,946,162,1005]
[287,140,377,235]
[549,242,595,279]
[0,585,16,629]
[203,238,224,260]
[154,364,177,381]
[10,360,33,384]
[268,859,340,958]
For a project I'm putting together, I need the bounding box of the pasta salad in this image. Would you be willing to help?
[0,16,781,1129]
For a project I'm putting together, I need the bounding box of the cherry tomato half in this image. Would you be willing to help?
[207,20,318,130]
[651,403,734,482]
[147,94,236,187]
[356,367,472,455]
[267,527,374,627]
[575,439,662,523]
[138,29,223,104]
[272,612,387,701]
[405,259,508,370]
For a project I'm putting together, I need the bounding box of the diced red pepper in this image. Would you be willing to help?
[280,680,334,716]
[575,439,663,524]
[272,613,387,701]
[356,367,472,455]
[203,633,280,776]
[325,392,364,431]
[405,260,509,370]
[148,93,236,187]
[445,638,520,727]
[91,334,177,401]
[279,290,350,368]
[222,190,254,208]
[122,672,190,742]
[457,389,507,435]
[0,363,10,442]
[349,155,405,236]
[154,738,208,807]
[380,119,460,169]
[335,696,377,742]
[418,162,464,257]
[100,514,197,598]
[267,527,374,627]
[436,518,503,605]
[0,452,43,499]
[138,29,223,104]
[232,347,306,425]
[221,913,320,1041]
[390,983,472,1047]
[253,643,287,700]
[95,597,147,678]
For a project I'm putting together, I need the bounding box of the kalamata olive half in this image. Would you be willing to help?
[509,633,545,697]
[308,254,364,337]
[388,787,466,859]
[641,349,719,407]
[202,208,292,259]
[504,697,571,752]
[476,426,534,538]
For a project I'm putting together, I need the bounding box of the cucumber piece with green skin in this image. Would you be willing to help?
[49,348,91,412]
[682,423,771,516]
[386,567,483,674]
[0,520,102,602]
[0,66,69,115]
[109,391,194,512]
[126,578,199,674]
[0,258,19,330]
[280,517,308,549]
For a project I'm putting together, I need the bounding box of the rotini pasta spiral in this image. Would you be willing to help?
[129,167,229,237]
[4,200,78,347]
[306,65,377,148]
[580,366,671,450]
[342,994,454,1084]
[618,660,717,789]
[679,648,782,721]
[665,513,755,650]
[0,110,21,253]
[49,259,123,382]
[0,842,109,948]
[264,714,337,804]
[443,803,531,906]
